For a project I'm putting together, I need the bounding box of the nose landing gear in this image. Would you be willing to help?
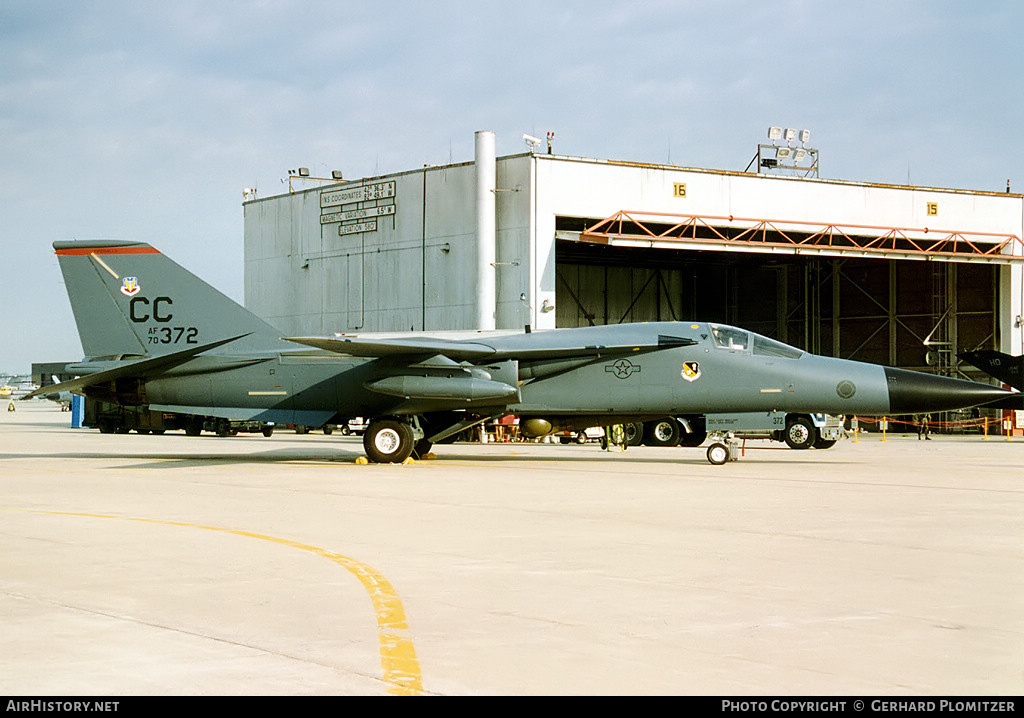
[705,434,740,465]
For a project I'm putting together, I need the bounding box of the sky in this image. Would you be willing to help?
[2,0,1023,373]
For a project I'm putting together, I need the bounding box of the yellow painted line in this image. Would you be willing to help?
[6,508,423,696]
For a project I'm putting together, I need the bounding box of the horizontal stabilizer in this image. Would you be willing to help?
[23,334,254,399]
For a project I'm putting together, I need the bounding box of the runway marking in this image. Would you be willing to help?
[7,508,423,696]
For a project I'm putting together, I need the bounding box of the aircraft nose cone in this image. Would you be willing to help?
[884,367,1016,414]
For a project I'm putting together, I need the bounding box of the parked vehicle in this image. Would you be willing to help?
[632,413,842,450]
[705,412,844,449]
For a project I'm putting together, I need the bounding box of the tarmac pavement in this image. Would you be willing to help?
[1,401,1022,695]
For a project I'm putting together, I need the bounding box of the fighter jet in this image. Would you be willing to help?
[958,350,1024,391]
[29,240,1016,463]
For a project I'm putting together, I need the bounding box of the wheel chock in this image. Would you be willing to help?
[354,456,369,465]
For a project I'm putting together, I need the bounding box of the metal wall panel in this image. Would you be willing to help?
[244,150,1024,359]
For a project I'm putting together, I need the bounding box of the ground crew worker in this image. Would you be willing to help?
[917,414,931,440]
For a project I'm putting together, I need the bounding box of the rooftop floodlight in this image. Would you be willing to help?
[798,129,810,145]
[784,128,797,143]
[768,126,783,141]
[793,148,807,162]
[298,167,310,177]
[331,170,343,180]
[776,147,792,161]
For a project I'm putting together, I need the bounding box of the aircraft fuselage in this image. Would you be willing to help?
[121,322,1004,429]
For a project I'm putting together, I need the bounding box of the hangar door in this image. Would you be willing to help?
[554,216,1003,377]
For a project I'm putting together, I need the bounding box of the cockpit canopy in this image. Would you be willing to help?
[709,324,805,359]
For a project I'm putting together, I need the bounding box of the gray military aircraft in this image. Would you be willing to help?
[958,350,1024,391]
[28,240,1016,463]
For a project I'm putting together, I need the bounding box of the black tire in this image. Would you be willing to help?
[323,426,333,435]
[812,437,837,450]
[624,422,645,446]
[559,436,571,444]
[707,443,729,465]
[784,417,815,450]
[363,420,414,463]
[261,426,274,437]
[643,418,681,447]
[575,431,587,445]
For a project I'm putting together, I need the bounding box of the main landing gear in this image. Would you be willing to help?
[362,418,433,464]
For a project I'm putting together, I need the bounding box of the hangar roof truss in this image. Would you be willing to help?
[578,211,1024,264]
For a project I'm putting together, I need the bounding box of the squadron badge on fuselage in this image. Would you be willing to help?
[681,361,701,382]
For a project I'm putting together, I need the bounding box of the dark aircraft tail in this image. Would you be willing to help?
[958,350,1024,391]
[54,240,288,358]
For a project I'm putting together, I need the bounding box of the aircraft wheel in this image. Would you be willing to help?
[363,420,414,463]
[323,426,333,435]
[624,422,644,446]
[261,426,274,437]
[813,437,837,450]
[706,443,730,465]
[784,417,815,450]
[644,419,681,447]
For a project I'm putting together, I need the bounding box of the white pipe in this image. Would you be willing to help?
[475,131,496,331]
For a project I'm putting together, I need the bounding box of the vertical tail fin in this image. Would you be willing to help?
[54,240,287,358]
[958,350,1024,391]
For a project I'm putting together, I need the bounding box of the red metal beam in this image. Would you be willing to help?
[580,211,1024,261]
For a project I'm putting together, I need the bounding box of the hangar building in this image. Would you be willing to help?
[243,131,1024,378]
